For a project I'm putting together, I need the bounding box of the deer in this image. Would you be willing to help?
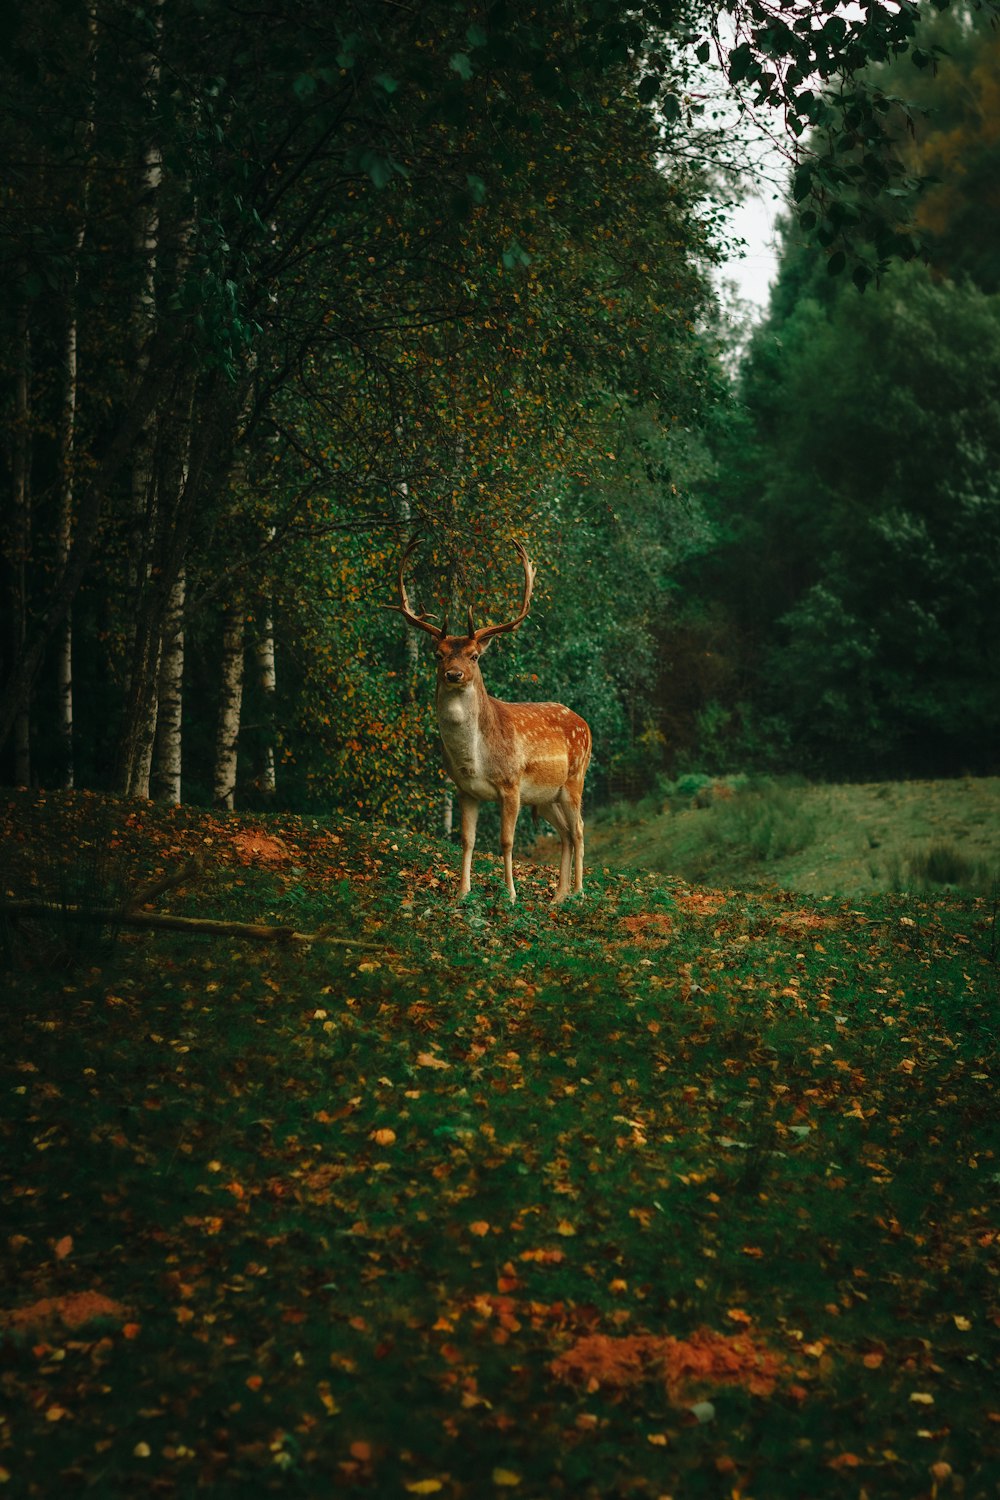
[390,538,592,903]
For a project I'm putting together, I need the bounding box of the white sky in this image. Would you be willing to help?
[721,184,784,313]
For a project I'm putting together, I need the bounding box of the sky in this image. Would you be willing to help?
[722,184,784,314]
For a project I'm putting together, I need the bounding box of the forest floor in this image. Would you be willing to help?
[579,777,1000,899]
[1,789,998,1498]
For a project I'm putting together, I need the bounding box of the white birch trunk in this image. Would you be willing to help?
[152,567,185,804]
[56,278,79,788]
[123,2,163,796]
[54,7,97,789]
[255,615,277,796]
[12,298,31,786]
[213,601,245,809]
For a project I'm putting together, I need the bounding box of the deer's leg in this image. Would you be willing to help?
[498,787,520,902]
[546,798,573,903]
[565,779,586,895]
[458,794,480,899]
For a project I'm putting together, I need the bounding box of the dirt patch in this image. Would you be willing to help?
[2,1291,131,1337]
[619,913,674,942]
[228,829,294,867]
[673,890,726,915]
[551,1327,787,1401]
[775,909,839,937]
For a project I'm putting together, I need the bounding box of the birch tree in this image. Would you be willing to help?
[151,569,185,805]
[213,597,245,810]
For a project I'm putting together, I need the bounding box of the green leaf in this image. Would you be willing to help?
[826,249,846,277]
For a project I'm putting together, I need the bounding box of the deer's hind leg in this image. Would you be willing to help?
[544,798,573,903]
[561,777,586,896]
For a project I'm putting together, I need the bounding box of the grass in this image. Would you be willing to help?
[1,788,998,1497]
[586,776,1000,898]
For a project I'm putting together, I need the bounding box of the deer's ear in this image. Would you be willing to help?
[473,635,492,654]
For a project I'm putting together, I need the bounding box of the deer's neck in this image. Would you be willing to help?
[436,675,502,791]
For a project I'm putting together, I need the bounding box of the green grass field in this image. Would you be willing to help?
[1,789,998,1497]
[582,777,1000,899]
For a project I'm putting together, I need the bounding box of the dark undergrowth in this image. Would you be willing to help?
[1,789,998,1497]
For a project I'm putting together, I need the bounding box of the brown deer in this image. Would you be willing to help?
[390,538,591,903]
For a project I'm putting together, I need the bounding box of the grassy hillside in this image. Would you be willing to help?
[580,777,1000,898]
[1,790,998,1498]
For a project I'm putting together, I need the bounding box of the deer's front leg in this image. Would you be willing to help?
[498,786,520,902]
[458,793,480,899]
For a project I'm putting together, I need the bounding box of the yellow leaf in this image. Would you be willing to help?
[556,1220,576,1237]
[910,1391,934,1405]
[953,1315,972,1331]
[405,1482,443,1495]
[492,1469,521,1487]
[133,1443,151,1459]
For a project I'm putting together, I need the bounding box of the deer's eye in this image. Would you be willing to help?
[469,652,480,663]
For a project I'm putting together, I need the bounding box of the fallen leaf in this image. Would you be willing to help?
[53,1236,73,1261]
[492,1469,521,1487]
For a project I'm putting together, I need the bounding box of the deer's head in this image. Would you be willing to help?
[390,539,536,692]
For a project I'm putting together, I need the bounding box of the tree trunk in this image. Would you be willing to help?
[121,0,164,799]
[214,599,245,809]
[55,283,79,790]
[254,609,277,797]
[11,297,32,786]
[152,567,185,804]
[254,524,277,797]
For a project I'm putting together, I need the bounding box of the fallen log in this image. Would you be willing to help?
[0,899,381,950]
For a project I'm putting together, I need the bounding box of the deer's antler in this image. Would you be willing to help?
[386,537,445,639]
[473,541,536,643]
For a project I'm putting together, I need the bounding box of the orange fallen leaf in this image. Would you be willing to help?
[53,1236,73,1261]
[828,1453,861,1471]
[469,1221,490,1237]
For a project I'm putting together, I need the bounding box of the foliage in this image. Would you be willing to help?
[589,774,1000,899]
[2,0,989,811]
[1,789,998,1495]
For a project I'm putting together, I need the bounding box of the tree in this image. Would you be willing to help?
[3,0,983,801]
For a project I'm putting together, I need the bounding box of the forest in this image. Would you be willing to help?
[3,0,997,819]
[3,7,1000,1497]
